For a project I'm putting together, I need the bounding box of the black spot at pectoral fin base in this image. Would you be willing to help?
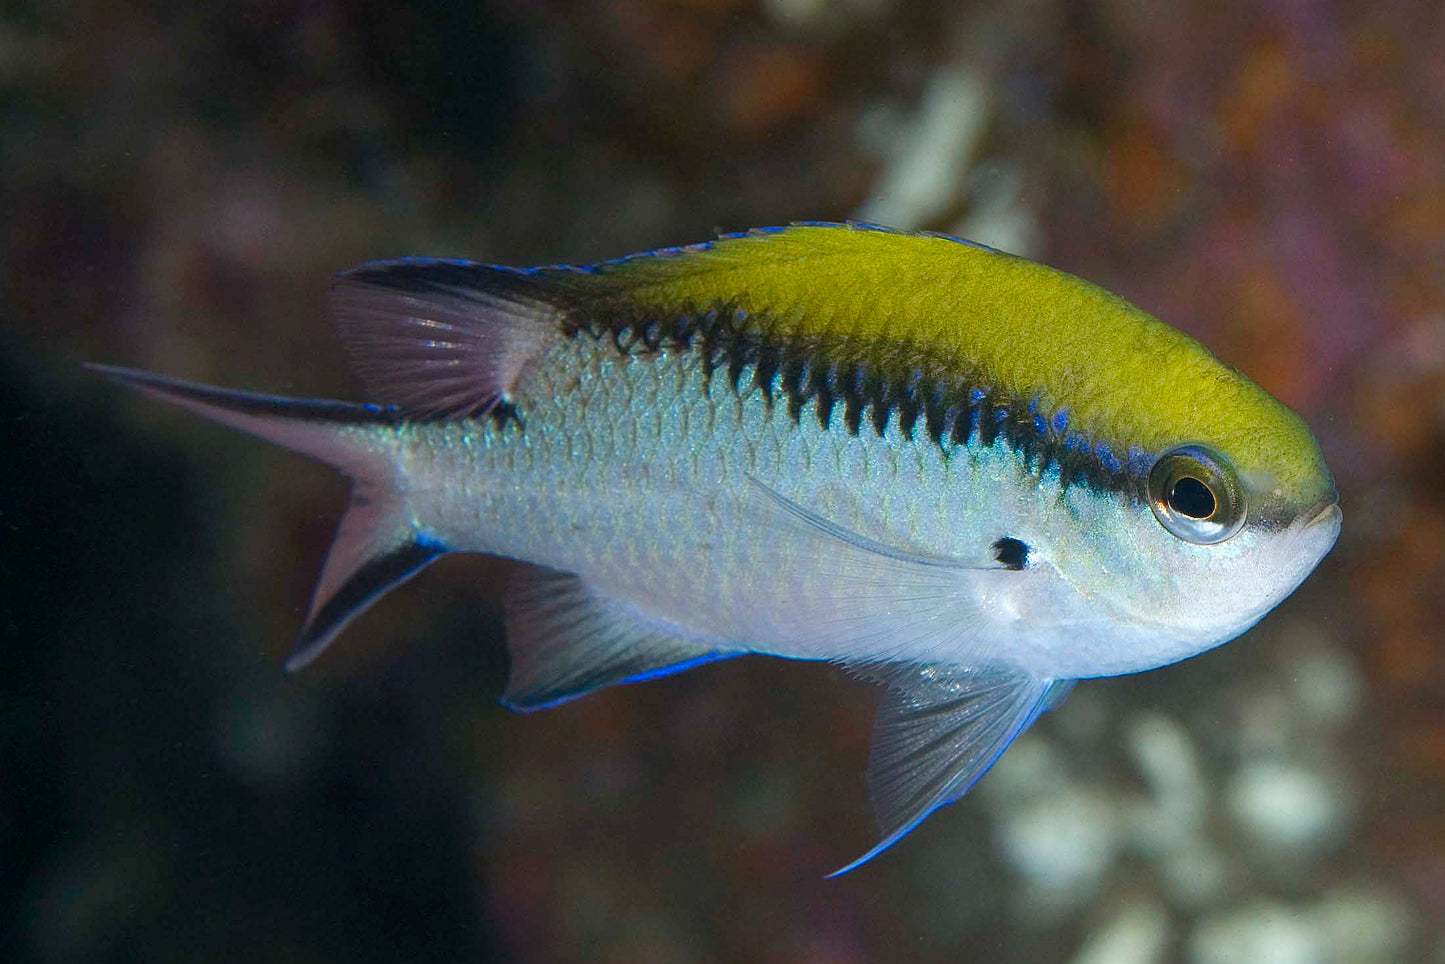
[992,537,1028,570]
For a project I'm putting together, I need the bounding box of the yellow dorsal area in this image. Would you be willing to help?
[576,223,1331,509]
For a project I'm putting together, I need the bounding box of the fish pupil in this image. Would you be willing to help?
[1170,476,1216,519]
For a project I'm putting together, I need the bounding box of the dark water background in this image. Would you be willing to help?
[3,1,1443,961]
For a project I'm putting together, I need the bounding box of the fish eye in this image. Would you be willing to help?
[1148,445,1245,544]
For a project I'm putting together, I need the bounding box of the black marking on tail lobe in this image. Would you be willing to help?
[85,363,401,427]
[288,538,447,671]
[87,363,452,671]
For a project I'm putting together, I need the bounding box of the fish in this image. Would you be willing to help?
[89,221,1342,875]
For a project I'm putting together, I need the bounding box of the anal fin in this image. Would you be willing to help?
[502,569,739,712]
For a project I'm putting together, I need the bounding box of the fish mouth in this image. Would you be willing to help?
[1296,501,1343,543]
[1305,502,1343,531]
[1276,499,1342,569]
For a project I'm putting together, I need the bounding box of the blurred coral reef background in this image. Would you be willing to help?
[3,1,1444,962]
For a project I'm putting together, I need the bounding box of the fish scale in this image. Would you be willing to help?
[87,222,1339,874]
[384,332,1104,673]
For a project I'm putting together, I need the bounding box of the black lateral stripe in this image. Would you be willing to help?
[868,377,892,436]
[923,387,948,443]
[977,397,1000,446]
[813,385,837,431]
[727,348,750,395]
[894,372,923,440]
[841,377,865,434]
[948,404,972,447]
[753,343,782,402]
[566,303,1151,497]
[781,356,809,421]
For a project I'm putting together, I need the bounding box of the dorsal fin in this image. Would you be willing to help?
[329,259,565,420]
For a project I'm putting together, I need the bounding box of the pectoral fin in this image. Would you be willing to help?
[501,569,739,711]
[741,476,1064,667]
[827,665,1072,877]
[745,476,1004,571]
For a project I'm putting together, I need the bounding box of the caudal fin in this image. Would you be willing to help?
[86,364,446,669]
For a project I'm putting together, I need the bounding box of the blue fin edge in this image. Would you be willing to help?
[500,651,741,713]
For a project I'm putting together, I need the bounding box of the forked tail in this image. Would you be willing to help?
[86,364,446,669]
